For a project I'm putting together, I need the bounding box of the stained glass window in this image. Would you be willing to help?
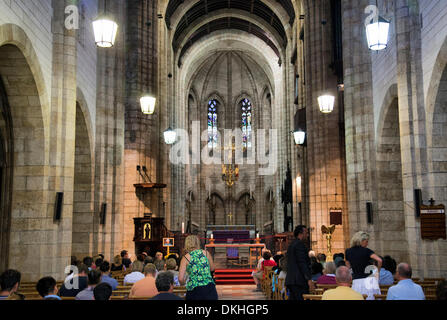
[208,99,218,148]
[241,99,252,149]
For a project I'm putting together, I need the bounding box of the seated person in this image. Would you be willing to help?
[150,271,183,300]
[272,254,284,272]
[93,283,113,301]
[100,261,119,290]
[36,277,61,300]
[155,252,164,262]
[155,260,166,274]
[0,269,21,300]
[121,250,132,270]
[144,256,154,266]
[311,261,323,281]
[386,263,425,300]
[317,261,337,285]
[94,257,104,270]
[59,264,89,297]
[317,253,327,268]
[83,256,94,271]
[124,261,145,285]
[165,258,180,286]
[322,266,364,300]
[75,270,102,300]
[253,251,277,292]
[111,255,123,271]
[129,263,159,298]
[378,256,394,285]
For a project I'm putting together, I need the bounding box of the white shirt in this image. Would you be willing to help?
[123,272,145,285]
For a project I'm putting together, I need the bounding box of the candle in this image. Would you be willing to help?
[257,233,260,239]
[211,233,214,239]
[182,222,185,234]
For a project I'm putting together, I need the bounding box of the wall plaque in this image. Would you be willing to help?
[330,209,343,225]
[420,204,446,240]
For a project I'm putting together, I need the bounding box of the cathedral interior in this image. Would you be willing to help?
[0,0,446,282]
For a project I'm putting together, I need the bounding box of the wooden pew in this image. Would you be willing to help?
[303,294,322,300]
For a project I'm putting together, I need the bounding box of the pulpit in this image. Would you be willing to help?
[134,216,172,256]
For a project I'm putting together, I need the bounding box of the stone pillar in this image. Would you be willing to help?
[394,0,433,277]
[93,0,126,259]
[304,0,349,254]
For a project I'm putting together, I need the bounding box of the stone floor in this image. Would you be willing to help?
[216,284,267,300]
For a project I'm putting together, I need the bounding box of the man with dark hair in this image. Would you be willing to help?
[121,250,132,270]
[386,263,425,300]
[0,269,21,300]
[93,283,113,301]
[150,271,183,300]
[285,225,314,300]
[94,258,104,269]
[100,261,118,290]
[76,270,102,300]
[59,263,89,297]
[83,256,94,270]
[36,277,61,300]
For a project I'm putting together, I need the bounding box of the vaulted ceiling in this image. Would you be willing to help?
[165,0,295,66]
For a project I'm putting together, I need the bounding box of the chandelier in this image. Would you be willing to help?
[222,164,239,188]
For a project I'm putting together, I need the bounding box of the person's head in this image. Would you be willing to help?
[436,280,447,300]
[98,254,105,260]
[131,260,144,273]
[184,235,201,253]
[308,250,316,258]
[120,250,129,259]
[93,283,112,301]
[396,263,412,280]
[335,266,352,286]
[336,259,346,268]
[113,255,122,266]
[383,255,397,274]
[155,252,164,261]
[0,270,21,294]
[83,256,93,268]
[136,254,145,262]
[155,260,166,272]
[143,263,157,277]
[311,261,323,275]
[273,254,283,265]
[144,256,154,265]
[100,261,111,273]
[323,261,336,275]
[165,258,177,271]
[87,270,102,287]
[262,251,272,261]
[71,256,78,266]
[156,271,175,293]
[317,253,326,263]
[95,258,103,269]
[78,263,89,276]
[350,231,369,248]
[293,225,308,240]
[36,277,57,298]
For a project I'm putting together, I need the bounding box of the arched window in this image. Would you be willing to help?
[241,99,252,149]
[208,99,218,148]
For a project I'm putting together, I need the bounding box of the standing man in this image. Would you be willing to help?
[285,225,314,300]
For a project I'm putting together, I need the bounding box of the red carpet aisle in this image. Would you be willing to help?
[214,269,256,285]
[217,285,266,300]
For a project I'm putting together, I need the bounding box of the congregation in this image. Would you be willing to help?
[0,231,446,301]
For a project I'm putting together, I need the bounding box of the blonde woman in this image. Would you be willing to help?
[345,231,382,300]
[111,255,123,271]
[178,235,218,300]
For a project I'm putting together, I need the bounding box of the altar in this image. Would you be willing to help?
[206,225,256,243]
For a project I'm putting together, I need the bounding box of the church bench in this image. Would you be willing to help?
[110,296,127,300]
[128,296,154,300]
[422,277,444,283]
[303,294,323,300]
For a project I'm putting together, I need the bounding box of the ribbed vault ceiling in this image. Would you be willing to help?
[166,0,293,66]
[178,17,280,67]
